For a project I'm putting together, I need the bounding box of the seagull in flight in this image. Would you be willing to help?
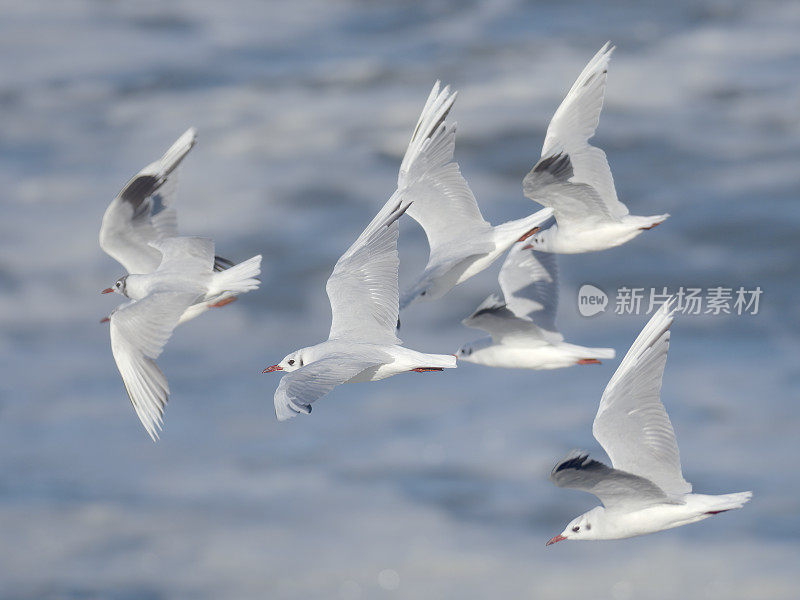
[546,300,751,544]
[263,197,457,421]
[99,128,243,324]
[523,43,669,254]
[100,129,262,439]
[456,242,614,369]
[103,236,261,440]
[397,82,554,309]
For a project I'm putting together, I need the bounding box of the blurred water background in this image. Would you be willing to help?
[1,1,799,598]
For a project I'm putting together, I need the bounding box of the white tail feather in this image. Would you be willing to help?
[708,491,753,512]
[587,347,616,360]
[210,255,262,296]
[419,353,458,369]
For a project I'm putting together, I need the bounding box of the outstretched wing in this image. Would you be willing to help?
[550,451,673,511]
[593,299,692,497]
[274,352,388,421]
[398,82,494,265]
[523,43,628,224]
[498,243,560,333]
[109,291,199,440]
[100,128,197,274]
[326,197,411,345]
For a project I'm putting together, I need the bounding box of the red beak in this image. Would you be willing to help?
[545,534,567,546]
[100,317,110,323]
[262,365,283,373]
[101,288,114,294]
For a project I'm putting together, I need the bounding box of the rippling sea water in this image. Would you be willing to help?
[1,1,799,598]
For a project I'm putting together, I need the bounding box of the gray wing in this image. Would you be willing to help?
[593,299,692,497]
[99,128,197,274]
[151,236,215,274]
[398,82,494,265]
[550,451,673,511]
[461,294,552,345]
[498,242,560,333]
[399,250,488,310]
[274,352,387,421]
[523,44,628,224]
[326,197,410,345]
[109,291,200,440]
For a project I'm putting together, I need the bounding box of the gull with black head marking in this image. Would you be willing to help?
[456,241,614,369]
[263,194,457,421]
[523,43,669,254]
[546,300,751,545]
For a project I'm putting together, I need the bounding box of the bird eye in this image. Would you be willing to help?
[288,359,295,366]
[420,291,426,296]
[572,526,580,532]
[116,281,121,287]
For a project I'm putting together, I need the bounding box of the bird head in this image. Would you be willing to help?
[263,350,306,374]
[454,343,475,361]
[521,225,555,252]
[400,280,433,310]
[102,275,129,297]
[454,336,492,363]
[547,507,603,545]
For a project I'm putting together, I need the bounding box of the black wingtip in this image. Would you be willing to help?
[551,451,613,477]
[534,152,573,182]
[471,302,506,319]
[425,106,452,143]
[468,294,507,320]
[410,85,456,144]
[553,453,590,474]
[213,255,235,272]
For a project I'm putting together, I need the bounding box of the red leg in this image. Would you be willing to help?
[210,297,238,308]
[411,367,444,373]
[639,222,662,231]
[577,358,602,365]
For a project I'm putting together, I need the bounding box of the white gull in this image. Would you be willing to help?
[524,43,669,254]
[264,198,456,421]
[398,82,553,309]
[547,300,751,544]
[456,242,615,369]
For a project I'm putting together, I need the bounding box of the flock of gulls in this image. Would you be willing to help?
[98,44,751,544]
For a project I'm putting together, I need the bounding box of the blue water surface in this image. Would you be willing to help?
[1,1,799,598]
